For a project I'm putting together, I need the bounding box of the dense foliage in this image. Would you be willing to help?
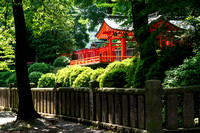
[146,45,193,82]
[90,68,105,82]
[28,62,50,74]
[72,67,94,87]
[37,73,55,88]
[0,71,13,87]
[163,52,200,88]
[53,56,70,67]
[125,57,140,87]
[100,68,127,88]
[29,72,43,86]
[6,73,17,86]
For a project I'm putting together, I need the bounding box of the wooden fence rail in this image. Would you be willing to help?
[1,80,200,133]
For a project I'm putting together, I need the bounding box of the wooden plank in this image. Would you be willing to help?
[96,93,101,121]
[166,94,178,129]
[183,93,194,128]
[138,95,145,129]
[85,92,89,119]
[62,91,66,115]
[66,92,71,116]
[108,94,115,124]
[122,94,129,126]
[102,93,108,123]
[129,95,137,128]
[71,92,75,116]
[75,92,80,117]
[115,94,122,125]
[80,92,84,118]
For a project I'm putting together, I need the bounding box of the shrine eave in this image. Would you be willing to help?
[95,20,134,40]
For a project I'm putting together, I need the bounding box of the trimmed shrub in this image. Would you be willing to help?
[163,52,200,88]
[125,57,140,87]
[100,68,127,88]
[53,56,70,67]
[90,68,105,82]
[28,62,50,74]
[0,71,13,87]
[72,68,94,87]
[37,73,55,88]
[6,73,17,86]
[56,67,71,86]
[29,71,43,86]
[69,66,91,87]
[97,61,127,82]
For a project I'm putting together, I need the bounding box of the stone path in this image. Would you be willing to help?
[0,111,111,133]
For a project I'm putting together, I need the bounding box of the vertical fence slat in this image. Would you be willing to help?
[108,94,114,124]
[122,94,129,126]
[167,94,178,129]
[80,92,84,118]
[71,92,75,117]
[62,91,66,115]
[66,92,71,116]
[96,93,101,121]
[138,95,145,129]
[75,92,80,117]
[130,95,137,128]
[115,94,122,125]
[85,92,89,119]
[102,93,108,123]
[183,93,194,128]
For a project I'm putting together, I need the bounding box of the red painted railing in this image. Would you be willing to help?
[70,55,133,65]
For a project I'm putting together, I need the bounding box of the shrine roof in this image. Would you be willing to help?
[95,16,134,39]
[96,14,193,40]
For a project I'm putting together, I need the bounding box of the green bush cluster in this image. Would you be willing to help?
[125,57,140,87]
[37,73,56,88]
[28,62,50,74]
[6,73,17,86]
[29,71,43,86]
[53,56,70,67]
[100,68,127,88]
[73,68,94,87]
[163,52,200,88]
[0,71,13,87]
[90,68,105,82]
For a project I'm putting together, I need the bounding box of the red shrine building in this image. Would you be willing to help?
[70,14,191,66]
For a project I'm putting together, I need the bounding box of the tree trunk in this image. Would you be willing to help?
[132,1,157,59]
[12,0,40,120]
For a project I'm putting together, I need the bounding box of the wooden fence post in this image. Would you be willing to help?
[89,81,99,121]
[145,80,162,133]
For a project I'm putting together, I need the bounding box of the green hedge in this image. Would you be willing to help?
[100,68,127,88]
[90,68,105,82]
[0,71,13,87]
[53,56,70,67]
[125,57,140,87]
[6,73,17,86]
[37,73,55,88]
[28,62,50,74]
[163,52,200,88]
[29,71,43,86]
[72,68,94,87]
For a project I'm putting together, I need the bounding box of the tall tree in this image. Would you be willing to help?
[12,0,40,120]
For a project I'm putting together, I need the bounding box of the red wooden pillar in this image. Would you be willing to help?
[121,38,126,60]
[108,38,112,61]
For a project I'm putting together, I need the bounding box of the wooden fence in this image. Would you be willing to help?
[1,80,200,133]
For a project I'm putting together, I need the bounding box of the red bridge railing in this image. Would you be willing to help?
[70,56,133,65]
